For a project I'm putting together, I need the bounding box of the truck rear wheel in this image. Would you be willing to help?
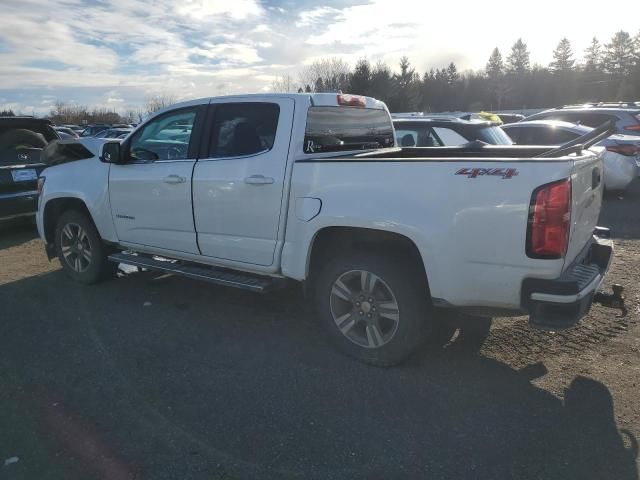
[313,251,431,366]
[55,210,114,284]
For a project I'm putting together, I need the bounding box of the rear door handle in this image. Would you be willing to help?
[244,175,274,185]
[163,174,186,185]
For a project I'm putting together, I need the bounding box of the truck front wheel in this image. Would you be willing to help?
[314,251,431,366]
[55,210,115,284]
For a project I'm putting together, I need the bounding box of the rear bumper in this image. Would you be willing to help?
[0,190,38,220]
[522,228,613,330]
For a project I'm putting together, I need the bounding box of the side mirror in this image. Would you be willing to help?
[100,141,122,164]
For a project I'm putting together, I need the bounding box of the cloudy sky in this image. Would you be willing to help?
[1,0,639,115]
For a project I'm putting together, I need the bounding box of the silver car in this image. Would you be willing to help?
[525,103,640,137]
[503,120,639,190]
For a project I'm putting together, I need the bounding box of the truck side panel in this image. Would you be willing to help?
[37,158,118,243]
[282,160,575,310]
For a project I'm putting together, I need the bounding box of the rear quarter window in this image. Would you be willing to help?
[304,107,394,154]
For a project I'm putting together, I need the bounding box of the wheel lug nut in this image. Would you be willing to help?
[368,297,373,302]
[356,302,361,306]
[359,311,364,315]
[367,313,372,318]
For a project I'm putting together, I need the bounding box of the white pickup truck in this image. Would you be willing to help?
[36,93,620,366]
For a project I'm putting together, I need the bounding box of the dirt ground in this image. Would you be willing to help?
[1,182,639,480]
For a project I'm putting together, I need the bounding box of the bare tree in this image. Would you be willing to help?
[49,101,122,125]
[270,74,298,93]
[298,57,351,92]
[144,94,178,115]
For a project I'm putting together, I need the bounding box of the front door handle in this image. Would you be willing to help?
[163,174,186,185]
[244,175,274,185]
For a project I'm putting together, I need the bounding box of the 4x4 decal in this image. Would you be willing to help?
[455,167,518,179]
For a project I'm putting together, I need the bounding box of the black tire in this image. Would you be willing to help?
[55,210,115,284]
[0,128,47,149]
[313,250,432,366]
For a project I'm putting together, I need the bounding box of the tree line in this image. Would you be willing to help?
[273,30,640,112]
[46,94,178,125]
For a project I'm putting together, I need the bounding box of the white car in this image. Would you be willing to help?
[36,93,617,366]
[502,120,639,190]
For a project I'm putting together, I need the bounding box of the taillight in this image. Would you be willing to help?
[623,124,640,132]
[526,179,571,259]
[606,144,639,156]
[337,94,366,107]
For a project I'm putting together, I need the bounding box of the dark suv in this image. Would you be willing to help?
[0,117,59,221]
[526,103,640,136]
[392,116,513,147]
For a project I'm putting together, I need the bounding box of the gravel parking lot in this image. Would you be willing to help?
[1,183,639,480]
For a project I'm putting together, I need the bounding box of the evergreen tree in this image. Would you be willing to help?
[583,37,603,73]
[446,62,459,84]
[390,56,419,112]
[349,58,372,95]
[603,30,635,75]
[369,61,393,105]
[550,37,575,72]
[506,38,531,75]
[486,47,504,78]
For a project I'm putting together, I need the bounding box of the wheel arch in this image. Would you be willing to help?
[43,196,94,245]
[306,226,431,295]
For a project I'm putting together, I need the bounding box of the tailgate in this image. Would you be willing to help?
[0,148,45,195]
[564,147,604,266]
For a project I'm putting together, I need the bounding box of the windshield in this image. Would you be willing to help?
[304,106,394,153]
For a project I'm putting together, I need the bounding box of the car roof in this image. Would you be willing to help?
[163,93,387,113]
[392,117,494,126]
[505,119,593,132]
[538,105,640,115]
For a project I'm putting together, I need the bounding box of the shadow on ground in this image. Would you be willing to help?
[0,217,38,249]
[1,270,637,480]
[600,178,640,239]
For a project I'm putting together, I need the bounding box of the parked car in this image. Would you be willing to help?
[502,120,639,190]
[64,125,84,135]
[393,116,513,146]
[94,128,133,139]
[80,124,109,137]
[526,103,640,136]
[0,117,59,221]
[54,126,79,138]
[37,93,617,366]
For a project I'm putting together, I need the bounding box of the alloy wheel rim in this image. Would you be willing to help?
[329,269,400,349]
[60,223,92,273]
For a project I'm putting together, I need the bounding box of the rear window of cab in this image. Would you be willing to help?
[304,106,395,154]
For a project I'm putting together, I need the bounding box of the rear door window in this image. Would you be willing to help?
[503,127,523,143]
[210,103,280,157]
[394,126,441,147]
[527,127,580,145]
[563,112,616,128]
[304,107,394,153]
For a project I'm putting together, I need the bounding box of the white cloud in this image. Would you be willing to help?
[1,0,639,114]
[178,0,263,20]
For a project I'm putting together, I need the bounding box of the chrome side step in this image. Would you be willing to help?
[108,252,273,293]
